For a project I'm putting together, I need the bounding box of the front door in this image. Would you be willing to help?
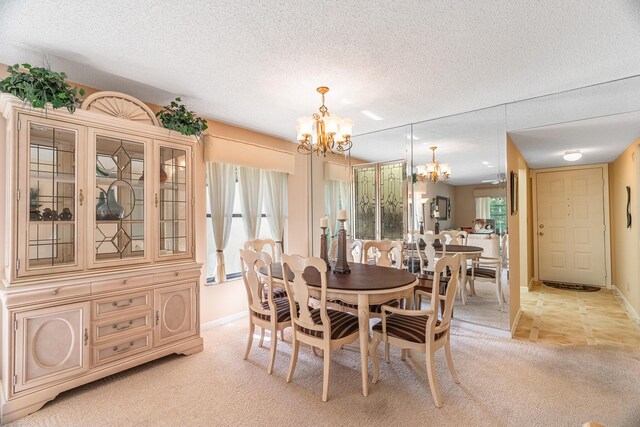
[536,168,606,286]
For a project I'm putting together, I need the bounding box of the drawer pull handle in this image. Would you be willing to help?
[79,189,84,206]
[113,341,135,353]
[112,298,134,308]
[112,320,134,331]
[123,279,128,285]
[175,272,179,277]
[83,328,88,346]
[51,288,59,295]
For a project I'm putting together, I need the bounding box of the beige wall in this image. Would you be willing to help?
[610,139,640,315]
[413,180,456,231]
[453,184,507,228]
[506,136,531,328]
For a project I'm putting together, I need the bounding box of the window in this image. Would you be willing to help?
[205,175,271,283]
[488,197,507,233]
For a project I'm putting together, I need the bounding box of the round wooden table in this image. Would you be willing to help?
[433,244,484,303]
[266,262,417,397]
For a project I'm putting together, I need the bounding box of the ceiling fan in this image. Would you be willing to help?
[481,173,507,185]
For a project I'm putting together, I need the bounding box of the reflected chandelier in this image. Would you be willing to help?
[418,146,451,183]
[296,86,354,157]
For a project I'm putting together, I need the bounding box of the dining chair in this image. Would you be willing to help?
[333,240,404,317]
[441,230,468,246]
[371,253,462,408]
[415,233,438,277]
[328,238,363,263]
[244,238,287,300]
[466,234,507,309]
[240,249,293,375]
[281,254,360,402]
[362,240,403,268]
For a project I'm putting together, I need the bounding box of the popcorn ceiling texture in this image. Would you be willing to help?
[0,0,639,145]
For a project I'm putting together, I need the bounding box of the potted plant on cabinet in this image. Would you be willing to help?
[0,63,85,113]
[156,97,208,139]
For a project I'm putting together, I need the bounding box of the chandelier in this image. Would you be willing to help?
[296,86,354,156]
[418,146,451,183]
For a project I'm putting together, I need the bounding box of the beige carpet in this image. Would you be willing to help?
[8,319,640,427]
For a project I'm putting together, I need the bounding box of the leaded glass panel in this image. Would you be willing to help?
[354,166,376,240]
[380,161,404,240]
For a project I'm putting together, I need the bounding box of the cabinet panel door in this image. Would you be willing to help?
[154,141,193,261]
[154,282,197,347]
[14,302,90,393]
[88,128,151,268]
[17,114,86,277]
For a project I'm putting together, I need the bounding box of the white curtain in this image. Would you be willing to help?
[238,166,263,240]
[475,197,491,219]
[325,180,341,240]
[338,179,351,229]
[263,170,288,260]
[206,162,236,283]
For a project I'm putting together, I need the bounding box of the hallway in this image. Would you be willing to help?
[514,282,640,349]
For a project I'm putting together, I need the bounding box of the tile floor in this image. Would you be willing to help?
[514,281,640,349]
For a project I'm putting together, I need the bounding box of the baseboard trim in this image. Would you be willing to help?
[201,311,248,330]
[612,286,640,326]
[511,308,522,336]
[451,318,512,338]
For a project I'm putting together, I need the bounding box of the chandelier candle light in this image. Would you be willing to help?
[419,146,451,183]
[334,209,350,274]
[296,87,354,157]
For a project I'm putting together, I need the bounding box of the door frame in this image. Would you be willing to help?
[531,163,611,288]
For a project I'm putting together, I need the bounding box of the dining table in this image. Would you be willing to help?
[265,262,418,397]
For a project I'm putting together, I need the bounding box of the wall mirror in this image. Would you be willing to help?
[430,196,449,220]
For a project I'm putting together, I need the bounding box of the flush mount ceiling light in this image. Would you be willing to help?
[563,150,583,161]
[296,86,354,157]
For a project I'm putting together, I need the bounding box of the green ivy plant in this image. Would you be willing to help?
[0,63,85,113]
[156,97,208,138]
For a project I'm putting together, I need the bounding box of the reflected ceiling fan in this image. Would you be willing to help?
[481,173,506,185]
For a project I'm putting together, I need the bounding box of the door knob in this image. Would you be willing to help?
[539,232,544,236]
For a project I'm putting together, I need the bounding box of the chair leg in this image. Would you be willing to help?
[371,334,382,384]
[401,349,407,361]
[445,337,460,384]
[425,347,442,408]
[286,333,299,383]
[267,326,278,375]
[279,329,286,342]
[322,344,331,402]
[259,327,265,347]
[244,320,255,360]
[384,341,391,363]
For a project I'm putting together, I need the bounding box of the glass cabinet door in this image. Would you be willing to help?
[155,142,192,260]
[18,116,84,276]
[91,130,148,266]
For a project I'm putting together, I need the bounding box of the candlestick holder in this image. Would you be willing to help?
[320,226,331,270]
[334,218,351,274]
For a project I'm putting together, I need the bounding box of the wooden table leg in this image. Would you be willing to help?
[357,293,370,396]
[459,254,467,304]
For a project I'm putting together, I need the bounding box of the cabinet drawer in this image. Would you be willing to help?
[91,274,154,294]
[92,291,152,320]
[154,269,201,285]
[93,331,152,367]
[5,283,91,307]
[93,310,152,343]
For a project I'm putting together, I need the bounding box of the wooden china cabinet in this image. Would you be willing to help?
[0,92,203,423]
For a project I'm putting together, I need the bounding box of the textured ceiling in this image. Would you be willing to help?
[1,0,639,146]
[509,110,640,169]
